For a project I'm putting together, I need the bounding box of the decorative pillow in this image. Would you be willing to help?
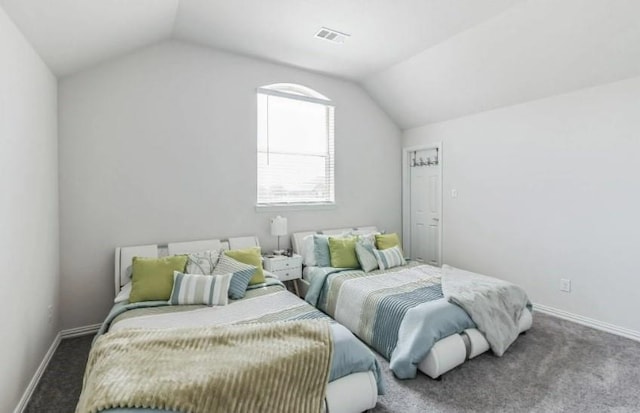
[169,271,231,306]
[114,282,132,303]
[129,255,188,303]
[186,249,221,275]
[375,233,401,250]
[301,234,317,266]
[313,234,333,267]
[213,254,257,299]
[355,232,379,246]
[355,241,379,273]
[373,246,406,270]
[224,247,265,285]
[328,236,359,268]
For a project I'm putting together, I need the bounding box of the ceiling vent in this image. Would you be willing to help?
[315,27,350,44]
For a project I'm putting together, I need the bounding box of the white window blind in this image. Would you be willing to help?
[257,86,335,206]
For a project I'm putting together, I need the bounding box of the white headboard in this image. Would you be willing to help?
[114,237,258,296]
[291,226,379,256]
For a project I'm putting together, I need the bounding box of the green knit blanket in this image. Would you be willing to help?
[75,320,333,413]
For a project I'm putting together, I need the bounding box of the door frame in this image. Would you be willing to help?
[402,142,443,266]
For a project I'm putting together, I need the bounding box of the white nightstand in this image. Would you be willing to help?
[263,254,303,296]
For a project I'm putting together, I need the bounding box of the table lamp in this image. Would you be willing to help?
[270,216,287,255]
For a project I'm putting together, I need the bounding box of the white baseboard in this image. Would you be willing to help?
[13,323,100,413]
[60,323,101,339]
[13,332,61,413]
[533,303,640,342]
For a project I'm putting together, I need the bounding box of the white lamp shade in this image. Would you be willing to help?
[270,216,288,237]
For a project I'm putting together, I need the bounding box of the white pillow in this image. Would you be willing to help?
[355,232,380,245]
[114,282,132,303]
[186,249,221,275]
[301,234,317,267]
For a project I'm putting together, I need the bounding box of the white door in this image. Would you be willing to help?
[409,148,441,266]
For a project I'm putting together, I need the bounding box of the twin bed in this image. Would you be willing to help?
[76,230,532,413]
[292,226,532,380]
[76,238,382,413]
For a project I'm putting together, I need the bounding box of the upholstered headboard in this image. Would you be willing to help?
[114,236,260,296]
[290,226,379,256]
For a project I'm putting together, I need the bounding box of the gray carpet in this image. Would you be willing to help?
[26,313,640,413]
[25,334,93,413]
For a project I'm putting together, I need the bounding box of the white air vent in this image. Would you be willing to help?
[315,27,350,44]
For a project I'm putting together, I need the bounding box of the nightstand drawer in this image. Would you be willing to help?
[265,256,303,272]
[263,254,303,285]
[271,268,301,282]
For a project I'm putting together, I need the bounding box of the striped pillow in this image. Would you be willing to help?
[355,241,379,273]
[212,254,257,299]
[373,245,406,270]
[169,272,231,306]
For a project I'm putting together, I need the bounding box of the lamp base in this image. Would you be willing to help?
[273,249,286,256]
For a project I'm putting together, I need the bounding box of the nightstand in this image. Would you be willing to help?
[263,254,303,296]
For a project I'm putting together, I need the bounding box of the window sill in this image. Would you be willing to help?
[255,203,336,212]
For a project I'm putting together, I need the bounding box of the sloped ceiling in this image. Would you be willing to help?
[2,0,640,128]
[0,0,517,78]
[364,0,640,128]
[0,0,180,76]
[171,0,519,79]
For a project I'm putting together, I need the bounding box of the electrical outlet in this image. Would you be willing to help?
[451,189,458,198]
[560,278,571,292]
[47,305,53,323]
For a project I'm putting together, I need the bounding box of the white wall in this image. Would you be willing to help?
[59,40,401,330]
[404,76,640,334]
[0,6,59,412]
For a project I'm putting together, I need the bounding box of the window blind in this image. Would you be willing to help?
[257,90,335,205]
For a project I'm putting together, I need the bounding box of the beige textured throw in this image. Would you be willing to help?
[75,321,333,413]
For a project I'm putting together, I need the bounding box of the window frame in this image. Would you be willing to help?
[255,84,336,210]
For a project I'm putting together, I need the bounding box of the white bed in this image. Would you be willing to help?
[111,237,379,413]
[291,226,533,380]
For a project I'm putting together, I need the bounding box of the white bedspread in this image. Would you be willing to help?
[110,291,303,332]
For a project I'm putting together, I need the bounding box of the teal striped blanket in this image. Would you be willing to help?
[306,262,476,379]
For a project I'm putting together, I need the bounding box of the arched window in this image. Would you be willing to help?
[257,83,335,206]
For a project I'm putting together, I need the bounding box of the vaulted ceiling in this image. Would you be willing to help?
[2,0,640,128]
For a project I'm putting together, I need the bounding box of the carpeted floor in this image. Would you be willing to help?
[26,313,640,413]
[25,333,93,413]
[372,314,640,412]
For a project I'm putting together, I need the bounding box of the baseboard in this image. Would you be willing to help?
[14,323,100,413]
[13,332,61,413]
[533,303,640,342]
[60,323,101,339]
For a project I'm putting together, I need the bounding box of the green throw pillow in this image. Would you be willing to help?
[375,233,401,250]
[225,247,265,285]
[328,236,359,269]
[129,255,188,303]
